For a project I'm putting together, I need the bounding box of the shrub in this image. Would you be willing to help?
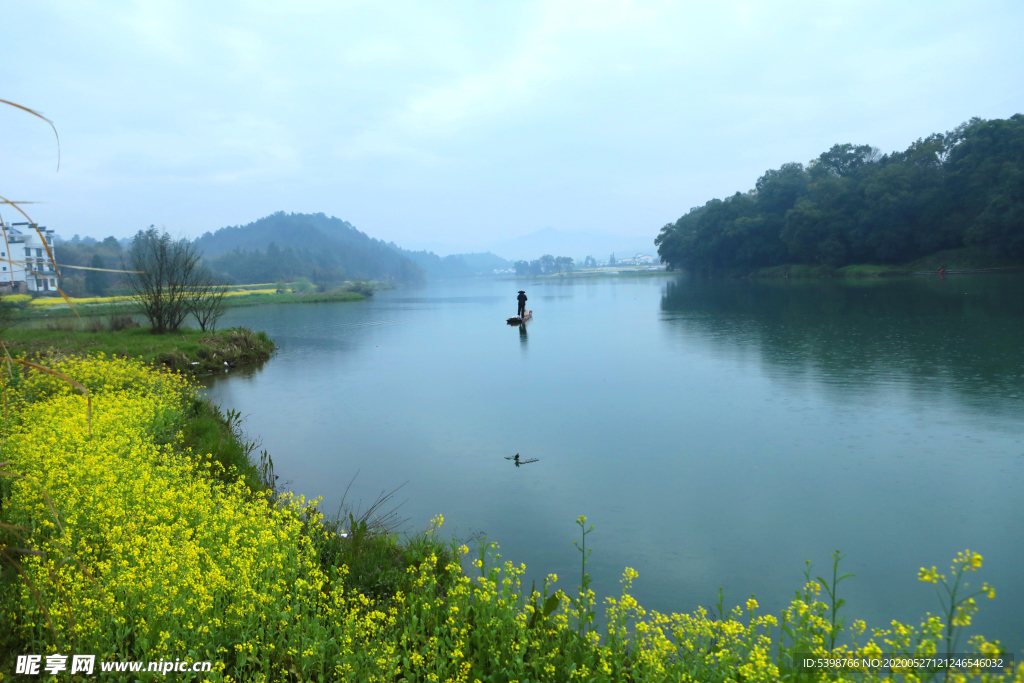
[108,313,140,331]
[342,280,375,296]
[84,317,106,332]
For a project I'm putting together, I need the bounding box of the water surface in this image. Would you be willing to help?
[204,274,1024,654]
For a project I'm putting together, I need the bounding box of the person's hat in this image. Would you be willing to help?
[518,290,525,293]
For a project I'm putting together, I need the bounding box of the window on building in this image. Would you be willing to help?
[24,248,30,257]
[49,279,55,287]
[2,267,6,272]
[35,279,41,288]
[35,248,42,257]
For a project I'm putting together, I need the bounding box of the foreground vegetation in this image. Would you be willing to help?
[0,357,1019,682]
[657,115,1024,274]
[0,325,275,375]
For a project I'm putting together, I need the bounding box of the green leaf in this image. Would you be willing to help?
[543,593,560,617]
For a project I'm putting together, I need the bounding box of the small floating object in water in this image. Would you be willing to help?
[504,453,539,466]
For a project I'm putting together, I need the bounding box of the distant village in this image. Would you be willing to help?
[497,253,663,275]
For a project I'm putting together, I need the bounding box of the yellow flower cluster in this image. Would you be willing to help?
[1,356,1019,683]
[0,357,401,681]
[26,288,284,309]
[29,294,136,307]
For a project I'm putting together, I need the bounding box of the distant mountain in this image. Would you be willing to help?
[391,247,512,278]
[486,227,655,262]
[195,212,424,284]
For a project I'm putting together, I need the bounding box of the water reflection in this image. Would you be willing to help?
[203,277,1024,655]
[660,275,1024,410]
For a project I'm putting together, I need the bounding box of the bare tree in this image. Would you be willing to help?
[123,227,205,334]
[189,273,228,332]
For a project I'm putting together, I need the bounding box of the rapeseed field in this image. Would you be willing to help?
[0,357,1019,682]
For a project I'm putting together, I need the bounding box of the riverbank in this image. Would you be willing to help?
[750,247,1024,279]
[0,325,276,375]
[0,356,1016,681]
[7,283,378,319]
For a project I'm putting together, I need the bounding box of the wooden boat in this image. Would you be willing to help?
[506,310,533,325]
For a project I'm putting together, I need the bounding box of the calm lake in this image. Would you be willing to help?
[204,274,1024,654]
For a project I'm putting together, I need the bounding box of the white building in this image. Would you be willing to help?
[0,222,59,294]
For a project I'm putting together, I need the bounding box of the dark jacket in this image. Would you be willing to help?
[517,293,527,304]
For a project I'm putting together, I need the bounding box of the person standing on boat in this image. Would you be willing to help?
[517,290,527,318]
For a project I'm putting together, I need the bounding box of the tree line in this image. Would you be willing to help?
[47,229,229,333]
[53,235,125,296]
[655,115,1024,272]
[514,255,575,276]
[206,243,349,288]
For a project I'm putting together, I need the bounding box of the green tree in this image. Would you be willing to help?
[124,227,207,334]
[656,115,1024,271]
[85,253,107,295]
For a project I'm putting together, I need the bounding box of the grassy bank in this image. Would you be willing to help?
[0,325,276,375]
[8,285,374,319]
[751,264,906,278]
[214,290,365,307]
[751,248,1024,279]
[1,356,1018,682]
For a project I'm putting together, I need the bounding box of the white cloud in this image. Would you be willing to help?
[1,0,1022,247]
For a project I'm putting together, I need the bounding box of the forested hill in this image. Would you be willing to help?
[195,212,424,284]
[656,115,1024,273]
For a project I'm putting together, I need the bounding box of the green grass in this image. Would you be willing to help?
[904,247,1024,271]
[218,290,365,307]
[314,515,459,602]
[833,263,909,277]
[173,396,271,495]
[7,290,368,319]
[0,325,276,375]
[753,264,839,278]
[752,249,1024,279]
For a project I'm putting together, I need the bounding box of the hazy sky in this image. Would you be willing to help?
[4,0,1023,253]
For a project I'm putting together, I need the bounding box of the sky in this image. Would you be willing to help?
[3,0,1023,255]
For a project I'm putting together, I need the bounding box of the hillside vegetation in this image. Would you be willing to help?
[656,115,1024,274]
[197,212,425,285]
